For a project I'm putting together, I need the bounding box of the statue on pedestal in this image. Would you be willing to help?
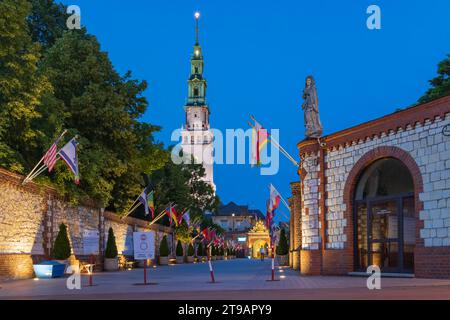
[302,75,323,139]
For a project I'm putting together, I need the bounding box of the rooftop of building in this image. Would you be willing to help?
[215,201,265,220]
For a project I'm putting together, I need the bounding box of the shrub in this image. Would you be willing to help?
[187,243,194,256]
[176,240,183,257]
[211,246,216,256]
[105,227,118,259]
[276,229,289,255]
[52,223,71,260]
[219,247,224,256]
[197,243,203,256]
[159,235,169,257]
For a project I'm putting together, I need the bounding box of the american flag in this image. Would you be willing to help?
[43,143,58,172]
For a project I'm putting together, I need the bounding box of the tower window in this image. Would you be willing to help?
[194,87,199,97]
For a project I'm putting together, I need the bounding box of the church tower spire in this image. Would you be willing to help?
[181,12,215,191]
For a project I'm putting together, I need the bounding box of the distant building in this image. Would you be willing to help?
[213,202,264,233]
[213,202,271,258]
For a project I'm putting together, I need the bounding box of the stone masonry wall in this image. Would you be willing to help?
[0,168,173,282]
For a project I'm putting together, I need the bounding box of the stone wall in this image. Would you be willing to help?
[0,167,173,282]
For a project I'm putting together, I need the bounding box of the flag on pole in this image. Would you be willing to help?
[165,204,178,226]
[147,191,155,218]
[43,142,58,172]
[138,188,149,215]
[180,210,190,226]
[58,138,80,184]
[251,119,269,166]
[269,183,281,213]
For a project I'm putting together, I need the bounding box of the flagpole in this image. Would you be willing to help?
[148,203,175,226]
[269,184,291,213]
[250,116,299,166]
[22,130,68,185]
[121,190,154,220]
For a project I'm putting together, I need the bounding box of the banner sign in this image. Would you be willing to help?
[133,232,155,260]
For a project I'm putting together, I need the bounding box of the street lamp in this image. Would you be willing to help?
[232,213,235,231]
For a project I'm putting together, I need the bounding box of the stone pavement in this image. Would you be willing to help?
[1,259,450,299]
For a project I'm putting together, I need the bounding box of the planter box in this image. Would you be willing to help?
[33,261,66,279]
[176,256,184,264]
[277,254,289,266]
[104,258,119,271]
[159,256,169,265]
[187,256,194,263]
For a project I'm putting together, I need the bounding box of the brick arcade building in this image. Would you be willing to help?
[289,95,450,278]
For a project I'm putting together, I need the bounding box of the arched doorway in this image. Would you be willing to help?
[354,157,415,273]
[251,239,268,259]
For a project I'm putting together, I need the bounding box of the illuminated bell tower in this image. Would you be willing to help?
[181,12,215,191]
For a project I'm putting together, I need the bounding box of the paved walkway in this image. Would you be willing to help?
[1,259,450,299]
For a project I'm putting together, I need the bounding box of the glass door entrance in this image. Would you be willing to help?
[369,199,400,272]
[355,195,415,273]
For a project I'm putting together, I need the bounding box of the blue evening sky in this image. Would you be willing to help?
[60,0,449,222]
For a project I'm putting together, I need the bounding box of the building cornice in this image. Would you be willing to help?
[297,95,450,157]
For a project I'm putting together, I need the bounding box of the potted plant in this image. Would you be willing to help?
[104,227,119,271]
[159,235,169,265]
[51,223,72,272]
[176,240,184,264]
[276,229,289,266]
[211,246,217,260]
[187,243,195,263]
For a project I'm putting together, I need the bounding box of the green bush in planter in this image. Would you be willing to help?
[197,243,203,256]
[187,243,194,256]
[276,229,289,255]
[52,223,71,260]
[160,235,169,257]
[211,246,216,256]
[176,240,183,257]
[219,247,224,256]
[105,227,118,259]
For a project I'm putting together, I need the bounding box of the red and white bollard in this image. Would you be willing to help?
[267,246,278,282]
[208,247,215,283]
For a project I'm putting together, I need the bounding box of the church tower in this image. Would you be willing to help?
[181,12,215,191]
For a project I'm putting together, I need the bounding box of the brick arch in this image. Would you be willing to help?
[342,146,424,271]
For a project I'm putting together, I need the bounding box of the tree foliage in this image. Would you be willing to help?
[0,0,52,173]
[276,229,289,255]
[419,54,450,103]
[159,235,169,257]
[176,240,183,257]
[0,0,220,226]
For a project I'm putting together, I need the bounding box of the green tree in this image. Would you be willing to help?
[104,227,118,259]
[419,54,450,103]
[176,240,183,257]
[0,0,52,173]
[159,235,169,257]
[27,0,68,50]
[38,30,166,210]
[276,229,289,255]
[51,223,71,260]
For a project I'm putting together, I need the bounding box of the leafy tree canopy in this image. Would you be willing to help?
[419,54,450,103]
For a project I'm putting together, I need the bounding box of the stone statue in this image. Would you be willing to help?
[302,75,323,139]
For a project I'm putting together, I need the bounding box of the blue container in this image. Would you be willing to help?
[33,261,66,278]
